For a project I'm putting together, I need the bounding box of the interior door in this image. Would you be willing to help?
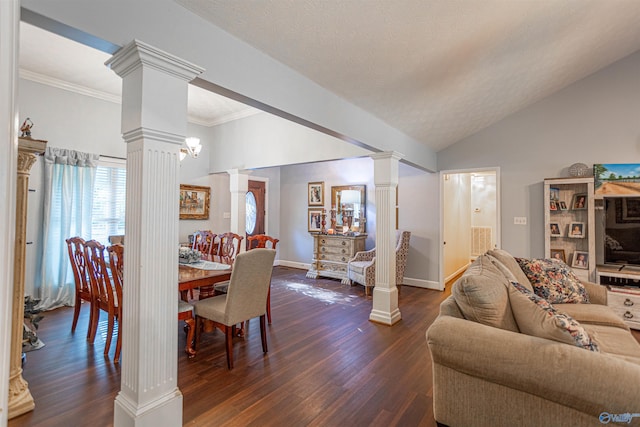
[246,180,265,249]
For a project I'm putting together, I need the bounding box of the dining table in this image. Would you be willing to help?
[178,259,232,301]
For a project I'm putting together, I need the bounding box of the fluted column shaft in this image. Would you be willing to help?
[369,152,403,326]
[106,40,203,427]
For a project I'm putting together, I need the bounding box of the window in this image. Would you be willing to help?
[91,159,126,244]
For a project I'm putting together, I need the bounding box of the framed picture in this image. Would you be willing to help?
[308,182,324,206]
[308,208,323,232]
[572,193,587,210]
[550,201,557,211]
[179,184,210,220]
[549,222,562,237]
[550,249,566,263]
[572,251,589,269]
[550,187,560,201]
[559,201,568,211]
[568,222,585,238]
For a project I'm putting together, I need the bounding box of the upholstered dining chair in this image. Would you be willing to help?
[84,240,121,360]
[246,234,278,324]
[193,248,276,369]
[347,230,411,296]
[66,237,94,337]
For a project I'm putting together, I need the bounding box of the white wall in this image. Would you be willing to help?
[438,50,640,259]
[208,112,372,173]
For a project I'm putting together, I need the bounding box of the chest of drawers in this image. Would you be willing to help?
[607,290,640,330]
[306,234,366,284]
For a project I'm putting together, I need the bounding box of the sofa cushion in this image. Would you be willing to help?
[515,257,590,304]
[555,303,629,330]
[452,255,519,332]
[582,324,640,363]
[508,281,599,351]
[487,249,533,292]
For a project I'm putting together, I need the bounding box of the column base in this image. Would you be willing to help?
[369,286,402,325]
[114,388,183,427]
[8,372,35,419]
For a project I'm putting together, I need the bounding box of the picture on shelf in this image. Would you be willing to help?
[572,251,589,269]
[559,201,568,211]
[550,201,557,211]
[568,222,585,238]
[550,249,566,263]
[550,223,562,237]
[550,187,560,201]
[572,193,587,210]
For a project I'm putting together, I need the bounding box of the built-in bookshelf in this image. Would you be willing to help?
[543,177,595,282]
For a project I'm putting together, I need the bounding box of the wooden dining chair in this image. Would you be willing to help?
[107,244,124,361]
[84,240,121,360]
[246,234,279,324]
[199,232,243,300]
[178,299,196,357]
[193,248,276,369]
[66,237,94,338]
[192,230,217,258]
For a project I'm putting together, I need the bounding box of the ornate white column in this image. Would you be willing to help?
[8,138,47,419]
[369,152,404,325]
[1,1,20,423]
[106,40,203,427]
[228,169,249,249]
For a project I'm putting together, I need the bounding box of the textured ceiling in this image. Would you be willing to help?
[175,0,640,152]
[18,22,258,127]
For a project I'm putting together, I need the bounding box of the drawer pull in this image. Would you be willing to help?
[341,249,346,254]
[321,247,326,252]
[341,257,346,262]
[624,298,634,307]
[321,239,326,244]
[341,241,346,246]
[624,311,634,319]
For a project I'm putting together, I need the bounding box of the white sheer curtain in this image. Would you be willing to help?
[38,147,100,310]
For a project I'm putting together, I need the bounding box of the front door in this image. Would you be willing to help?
[246,180,265,249]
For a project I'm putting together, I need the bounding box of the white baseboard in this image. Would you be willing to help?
[276,260,310,270]
[402,277,443,291]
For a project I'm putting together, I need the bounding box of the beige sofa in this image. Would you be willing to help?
[426,249,640,427]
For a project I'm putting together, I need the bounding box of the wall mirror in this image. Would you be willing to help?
[331,185,366,233]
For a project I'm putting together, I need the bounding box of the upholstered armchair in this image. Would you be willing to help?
[347,231,411,295]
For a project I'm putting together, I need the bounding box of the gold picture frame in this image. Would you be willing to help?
[179,184,210,220]
[308,182,324,206]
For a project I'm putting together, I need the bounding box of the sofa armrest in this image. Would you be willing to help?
[350,248,376,263]
[582,280,607,305]
[426,315,640,416]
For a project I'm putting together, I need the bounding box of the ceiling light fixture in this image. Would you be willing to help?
[182,137,202,160]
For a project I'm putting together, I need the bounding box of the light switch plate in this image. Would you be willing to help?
[514,217,527,225]
[223,212,231,219]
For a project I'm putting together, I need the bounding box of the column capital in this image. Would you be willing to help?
[370,151,404,162]
[106,39,204,81]
[122,127,185,146]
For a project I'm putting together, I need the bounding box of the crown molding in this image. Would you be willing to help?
[191,108,261,127]
[20,68,121,104]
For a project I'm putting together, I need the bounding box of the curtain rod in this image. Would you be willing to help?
[100,154,126,161]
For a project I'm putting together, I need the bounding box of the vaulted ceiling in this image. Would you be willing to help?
[20,1,640,153]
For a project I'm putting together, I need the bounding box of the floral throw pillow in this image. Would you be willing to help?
[515,257,589,304]
[509,281,599,352]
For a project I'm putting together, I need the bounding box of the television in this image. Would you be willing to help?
[603,197,640,267]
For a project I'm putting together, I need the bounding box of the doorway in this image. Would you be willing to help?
[246,179,266,249]
[440,168,500,289]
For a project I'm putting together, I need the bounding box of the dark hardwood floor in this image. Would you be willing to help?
[9,267,640,427]
[9,267,449,427]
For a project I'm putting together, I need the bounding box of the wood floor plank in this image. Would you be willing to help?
[9,266,640,427]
